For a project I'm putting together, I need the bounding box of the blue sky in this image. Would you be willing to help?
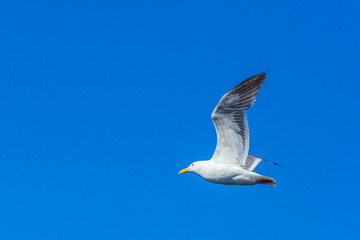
[1,0,360,239]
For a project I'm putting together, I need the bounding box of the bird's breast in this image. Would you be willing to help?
[197,163,253,185]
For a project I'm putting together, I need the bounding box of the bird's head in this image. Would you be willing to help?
[179,161,204,175]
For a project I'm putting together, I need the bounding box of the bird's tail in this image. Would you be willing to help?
[257,176,276,187]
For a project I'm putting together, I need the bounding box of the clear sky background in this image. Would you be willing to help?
[1,1,360,239]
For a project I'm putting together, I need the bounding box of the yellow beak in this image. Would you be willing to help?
[179,168,189,174]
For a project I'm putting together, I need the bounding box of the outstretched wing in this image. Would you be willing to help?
[244,154,263,171]
[210,73,266,167]
[244,154,282,171]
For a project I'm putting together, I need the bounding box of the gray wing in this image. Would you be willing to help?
[210,73,266,167]
[245,154,282,171]
[244,154,263,171]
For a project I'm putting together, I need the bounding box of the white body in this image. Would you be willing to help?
[190,161,265,185]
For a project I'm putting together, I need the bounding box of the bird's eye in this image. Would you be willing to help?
[191,164,194,166]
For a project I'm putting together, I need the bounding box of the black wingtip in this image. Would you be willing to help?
[246,72,266,82]
[262,158,283,167]
[251,72,266,79]
[230,72,267,94]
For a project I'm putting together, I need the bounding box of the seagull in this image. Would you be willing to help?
[179,73,280,187]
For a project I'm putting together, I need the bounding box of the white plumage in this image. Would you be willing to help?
[179,73,279,187]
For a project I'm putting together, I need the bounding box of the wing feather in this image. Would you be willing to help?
[211,73,266,167]
[244,154,263,171]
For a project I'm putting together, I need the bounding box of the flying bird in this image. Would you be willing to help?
[179,73,279,186]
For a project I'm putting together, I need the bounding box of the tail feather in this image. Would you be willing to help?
[258,176,276,187]
[263,181,276,187]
